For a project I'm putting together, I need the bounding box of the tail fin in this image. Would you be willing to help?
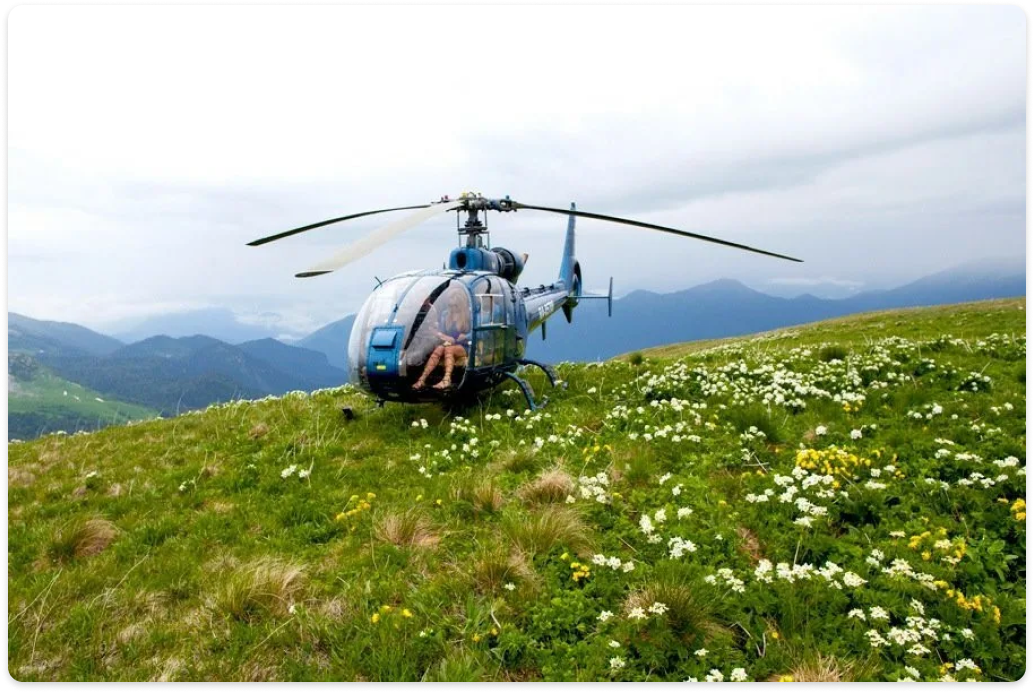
[559,203,580,323]
[558,202,576,287]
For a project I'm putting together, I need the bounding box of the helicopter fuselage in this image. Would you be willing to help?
[347,267,573,404]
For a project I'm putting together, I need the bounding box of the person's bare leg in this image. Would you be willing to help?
[433,349,457,389]
[413,347,443,389]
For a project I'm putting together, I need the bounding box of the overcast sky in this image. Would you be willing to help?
[6,5,1026,339]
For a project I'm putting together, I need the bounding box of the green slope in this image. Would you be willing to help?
[8,299,1026,681]
[8,356,158,440]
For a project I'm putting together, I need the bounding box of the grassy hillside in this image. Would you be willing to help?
[8,355,158,441]
[8,299,1025,681]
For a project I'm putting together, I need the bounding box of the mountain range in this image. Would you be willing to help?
[7,258,1024,439]
[9,320,347,439]
[286,258,1025,366]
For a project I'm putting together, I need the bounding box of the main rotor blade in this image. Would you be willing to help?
[296,200,464,278]
[513,202,803,263]
[247,204,431,247]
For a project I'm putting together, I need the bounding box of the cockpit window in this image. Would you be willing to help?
[347,275,474,388]
[400,280,471,372]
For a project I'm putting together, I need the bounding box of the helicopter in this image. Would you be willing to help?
[247,193,802,410]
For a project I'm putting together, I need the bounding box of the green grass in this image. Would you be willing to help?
[7,298,1026,681]
[8,369,157,440]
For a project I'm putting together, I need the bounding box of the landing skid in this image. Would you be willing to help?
[504,359,567,411]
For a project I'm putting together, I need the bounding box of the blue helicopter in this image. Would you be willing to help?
[248,193,802,410]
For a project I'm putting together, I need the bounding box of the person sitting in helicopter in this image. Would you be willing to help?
[412,297,471,390]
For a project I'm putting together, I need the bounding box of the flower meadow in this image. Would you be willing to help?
[7,300,1026,681]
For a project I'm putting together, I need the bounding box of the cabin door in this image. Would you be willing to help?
[473,277,517,368]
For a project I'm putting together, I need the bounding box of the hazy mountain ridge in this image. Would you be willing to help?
[8,258,1023,438]
[8,312,124,357]
[33,335,348,415]
[282,259,1024,367]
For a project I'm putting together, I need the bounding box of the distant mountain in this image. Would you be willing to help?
[36,335,347,415]
[296,261,1023,367]
[237,338,346,387]
[115,334,225,359]
[844,258,1025,311]
[295,315,355,370]
[8,312,124,357]
[524,259,1025,362]
[110,307,280,344]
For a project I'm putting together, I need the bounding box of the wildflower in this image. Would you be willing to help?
[869,606,889,620]
[843,572,867,588]
[298,468,311,480]
[648,602,669,616]
[705,669,724,682]
[609,640,621,648]
[730,668,748,682]
[281,464,298,478]
[848,609,866,621]
[609,657,626,671]
[866,629,888,648]
[628,607,647,621]
[401,608,414,618]
[694,648,709,657]
[370,613,380,624]
[598,610,614,623]
[503,582,516,592]
[815,425,827,436]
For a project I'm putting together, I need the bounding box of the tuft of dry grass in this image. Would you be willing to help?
[213,558,306,621]
[249,423,269,439]
[470,545,537,593]
[787,654,855,682]
[735,526,763,564]
[375,509,439,548]
[518,467,574,505]
[504,507,592,555]
[453,478,504,516]
[8,466,36,487]
[625,565,724,645]
[495,446,540,474]
[48,517,119,562]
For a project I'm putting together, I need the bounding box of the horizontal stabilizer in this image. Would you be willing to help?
[576,277,614,317]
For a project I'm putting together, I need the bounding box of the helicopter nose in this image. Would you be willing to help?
[367,326,403,380]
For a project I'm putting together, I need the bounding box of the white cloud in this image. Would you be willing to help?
[5,5,1025,334]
